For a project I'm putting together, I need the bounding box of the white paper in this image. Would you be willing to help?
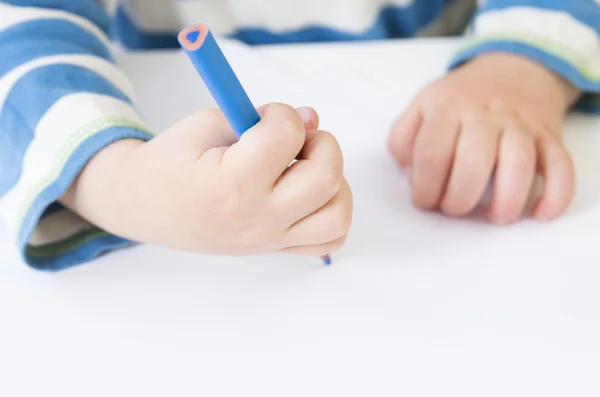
[1,39,600,397]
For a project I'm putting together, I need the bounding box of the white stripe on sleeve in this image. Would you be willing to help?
[474,7,600,77]
[0,93,144,232]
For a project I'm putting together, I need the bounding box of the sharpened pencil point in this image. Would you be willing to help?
[322,255,332,265]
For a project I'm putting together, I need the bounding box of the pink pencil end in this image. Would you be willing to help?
[178,24,209,51]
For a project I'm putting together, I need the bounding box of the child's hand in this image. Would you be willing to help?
[389,53,581,224]
[62,104,353,257]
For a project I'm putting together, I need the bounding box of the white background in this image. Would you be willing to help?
[1,39,600,396]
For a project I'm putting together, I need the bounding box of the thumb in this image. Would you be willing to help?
[222,103,309,185]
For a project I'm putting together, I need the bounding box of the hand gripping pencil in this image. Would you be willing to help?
[178,24,332,266]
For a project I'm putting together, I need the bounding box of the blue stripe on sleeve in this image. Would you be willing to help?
[0,65,132,198]
[0,0,111,33]
[18,126,154,271]
[477,0,600,35]
[0,18,113,78]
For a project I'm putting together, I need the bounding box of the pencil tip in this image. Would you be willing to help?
[322,255,332,265]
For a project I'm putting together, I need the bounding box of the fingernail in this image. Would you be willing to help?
[295,107,314,127]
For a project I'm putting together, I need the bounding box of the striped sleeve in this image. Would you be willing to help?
[448,0,600,113]
[0,1,154,271]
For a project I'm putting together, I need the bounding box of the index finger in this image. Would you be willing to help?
[221,103,307,185]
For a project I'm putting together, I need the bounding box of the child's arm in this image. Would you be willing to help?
[0,1,155,269]
[389,1,599,223]
[0,1,352,270]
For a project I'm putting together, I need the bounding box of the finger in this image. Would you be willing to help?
[222,103,306,184]
[532,138,575,221]
[441,115,499,216]
[294,106,320,130]
[253,104,320,130]
[258,105,320,130]
[274,129,344,222]
[167,109,238,156]
[411,110,460,210]
[488,126,536,224]
[388,104,423,169]
[281,235,347,257]
[283,179,353,247]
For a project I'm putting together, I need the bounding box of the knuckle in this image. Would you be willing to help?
[331,202,353,237]
[427,100,451,116]
[318,167,343,198]
[320,129,340,147]
[280,117,302,135]
[441,198,470,217]
[544,140,572,165]
[323,131,343,160]
[268,103,303,132]
[202,146,227,163]
[424,94,464,115]
[388,126,402,148]
[267,102,294,114]
[281,113,301,130]
[387,135,404,162]
[421,82,446,101]
[419,147,445,170]
[462,146,491,169]
[321,175,342,199]
[509,148,533,169]
[412,188,438,210]
[491,204,521,224]
[218,176,252,219]
[199,108,222,119]
[328,235,348,253]
[487,97,506,112]
[460,110,485,125]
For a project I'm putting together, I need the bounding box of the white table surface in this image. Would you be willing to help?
[2,39,600,397]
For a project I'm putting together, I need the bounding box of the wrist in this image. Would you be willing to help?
[467,52,582,111]
[60,139,145,232]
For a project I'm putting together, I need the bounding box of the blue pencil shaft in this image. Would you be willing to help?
[179,28,260,138]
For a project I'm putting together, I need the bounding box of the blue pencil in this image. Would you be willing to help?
[178,24,331,266]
